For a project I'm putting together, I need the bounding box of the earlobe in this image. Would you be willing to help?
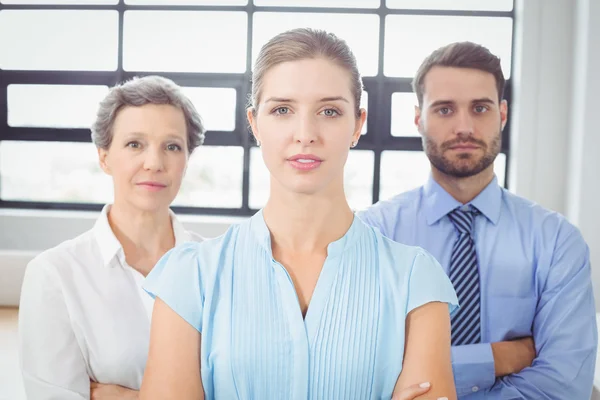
[414,105,421,127]
[246,107,261,145]
[98,148,111,175]
[353,108,367,139]
[500,100,509,130]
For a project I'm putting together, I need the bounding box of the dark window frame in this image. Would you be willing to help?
[0,0,515,216]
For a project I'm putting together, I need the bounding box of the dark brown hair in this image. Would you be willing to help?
[412,41,505,106]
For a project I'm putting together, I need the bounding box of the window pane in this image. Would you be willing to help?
[361,90,368,135]
[0,141,113,203]
[173,146,243,208]
[0,142,245,207]
[255,0,379,8]
[0,10,118,71]
[126,0,246,4]
[386,0,513,11]
[249,148,373,210]
[124,11,247,73]
[379,151,507,201]
[379,151,430,201]
[391,92,419,137]
[494,152,506,187]
[249,147,269,210]
[384,16,513,78]
[252,13,380,76]
[345,150,374,210]
[8,84,108,129]
[181,88,237,132]
[2,0,117,3]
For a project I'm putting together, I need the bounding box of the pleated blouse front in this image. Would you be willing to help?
[143,210,458,400]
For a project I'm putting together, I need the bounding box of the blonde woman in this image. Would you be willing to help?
[141,30,458,400]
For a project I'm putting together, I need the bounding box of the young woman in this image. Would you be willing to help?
[140,30,458,400]
[19,75,205,399]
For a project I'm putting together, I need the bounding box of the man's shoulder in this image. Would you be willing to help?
[359,186,423,220]
[501,189,586,254]
[502,189,576,232]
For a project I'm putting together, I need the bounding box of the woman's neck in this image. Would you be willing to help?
[263,185,354,256]
[107,200,175,275]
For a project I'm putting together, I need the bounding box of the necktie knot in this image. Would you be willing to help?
[448,206,479,235]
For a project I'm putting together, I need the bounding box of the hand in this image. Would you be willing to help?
[90,381,139,399]
[392,382,449,400]
[491,336,536,377]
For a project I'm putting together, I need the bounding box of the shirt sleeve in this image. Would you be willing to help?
[18,257,89,400]
[406,250,459,316]
[485,224,597,399]
[143,242,205,333]
[451,343,495,396]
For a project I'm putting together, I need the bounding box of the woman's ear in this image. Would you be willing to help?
[352,108,367,144]
[247,107,261,145]
[98,147,111,176]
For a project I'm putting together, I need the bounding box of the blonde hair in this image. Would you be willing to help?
[250,28,363,118]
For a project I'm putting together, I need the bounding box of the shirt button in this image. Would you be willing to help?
[472,386,479,392]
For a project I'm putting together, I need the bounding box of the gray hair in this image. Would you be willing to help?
[91,75,205,154]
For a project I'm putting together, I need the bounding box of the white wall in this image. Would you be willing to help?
[565,0,600,311]
[510,0,600,310]
[1,0,599,308]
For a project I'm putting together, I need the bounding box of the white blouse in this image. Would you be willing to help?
[18,205,203,399]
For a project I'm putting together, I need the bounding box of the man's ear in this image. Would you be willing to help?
[500,99,508,131]
[414,105,424,134]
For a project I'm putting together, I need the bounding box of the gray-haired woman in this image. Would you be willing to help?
[18,75,205,400]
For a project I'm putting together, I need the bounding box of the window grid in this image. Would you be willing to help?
[0,0,514,216]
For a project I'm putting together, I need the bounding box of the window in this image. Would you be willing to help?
[0,1,514,215]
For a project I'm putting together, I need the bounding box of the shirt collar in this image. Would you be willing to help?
[94,204,193,267]
[249,209,364,258]
[423,174,502,226]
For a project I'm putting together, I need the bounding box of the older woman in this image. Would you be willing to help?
[18,75,205,399]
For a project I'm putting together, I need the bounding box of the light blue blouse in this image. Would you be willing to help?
[144,210,458,400]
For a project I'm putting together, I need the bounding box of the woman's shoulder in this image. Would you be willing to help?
[26,227,97,275]
[363,222,431,267]
[158,221,245,273]
[20,228,100,302]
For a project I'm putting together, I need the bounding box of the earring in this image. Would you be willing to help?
[351,141,358,148]
[256,140,261,147]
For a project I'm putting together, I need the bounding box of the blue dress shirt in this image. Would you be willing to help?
[143,210,458,399]
[358,175,597,399]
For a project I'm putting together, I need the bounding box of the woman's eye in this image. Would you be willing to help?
[273,107,289,115]
[127,141,141,149]
[321,108,340,117]
[167,143,182,152]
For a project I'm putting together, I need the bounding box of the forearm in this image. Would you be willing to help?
[490,339,534,377]
[22,372,88,400]
[488,349,597,400]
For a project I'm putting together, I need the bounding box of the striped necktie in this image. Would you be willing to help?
[448,206,481,346]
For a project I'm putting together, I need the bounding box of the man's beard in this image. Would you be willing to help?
[422,129,501,178]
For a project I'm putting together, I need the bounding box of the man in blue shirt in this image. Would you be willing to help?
[359,42,597,399]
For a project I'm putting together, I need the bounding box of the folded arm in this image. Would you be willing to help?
[453,226,597,399]
[140,297,204,400]
[18,259,90,400]
[394,301,457,400]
